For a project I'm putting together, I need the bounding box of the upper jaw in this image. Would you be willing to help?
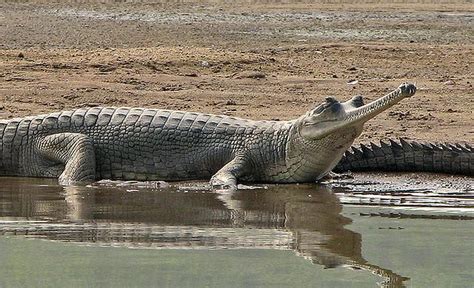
[342,82,417,125]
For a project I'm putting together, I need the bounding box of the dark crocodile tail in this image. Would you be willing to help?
[334,139,474,176]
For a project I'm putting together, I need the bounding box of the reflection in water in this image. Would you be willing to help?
[0,178,407,287]
[327,173,474,211]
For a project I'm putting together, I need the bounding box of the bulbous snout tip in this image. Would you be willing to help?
[399,83,417,97]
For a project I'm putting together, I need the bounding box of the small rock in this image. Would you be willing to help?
[98,65,117,73]
[271,47,289,54]
[63,94,75,100]
[388,111,411,121]
[234,70,266,79]
[161,84,183,92]
[17,52,25,58]
[79,102,102,107]
[347,79,359,85]
[200,61,210,67]
[443,80,455,85]
[332,74,338,78]
[347,67,357,71]
[184,71,198,77]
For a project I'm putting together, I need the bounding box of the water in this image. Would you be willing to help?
[0,176,473,288]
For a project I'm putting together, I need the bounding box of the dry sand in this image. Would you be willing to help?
[0,1,472,143]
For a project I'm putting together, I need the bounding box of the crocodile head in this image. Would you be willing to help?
[298,83,416,140]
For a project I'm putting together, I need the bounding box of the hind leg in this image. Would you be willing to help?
[36,133,96,185]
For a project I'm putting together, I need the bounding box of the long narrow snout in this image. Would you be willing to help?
[311,83,416,139]
[343,83,416,124]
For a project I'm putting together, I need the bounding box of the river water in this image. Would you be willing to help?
[0,175,472,288]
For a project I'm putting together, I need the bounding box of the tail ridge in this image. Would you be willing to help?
[335,138,473,175]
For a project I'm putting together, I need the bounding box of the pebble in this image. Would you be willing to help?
[234,70,266,79]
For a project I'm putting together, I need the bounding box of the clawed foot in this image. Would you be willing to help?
[58,175,94,186]
[210,175,238,191]
[321,171,354,181]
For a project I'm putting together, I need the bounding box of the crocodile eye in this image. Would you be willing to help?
[322,96,339,109]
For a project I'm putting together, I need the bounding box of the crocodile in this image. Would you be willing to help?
[0,83,471,188]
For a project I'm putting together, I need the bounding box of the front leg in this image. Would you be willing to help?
[210,156,248,190]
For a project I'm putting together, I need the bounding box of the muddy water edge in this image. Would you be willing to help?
[0,176,473,287]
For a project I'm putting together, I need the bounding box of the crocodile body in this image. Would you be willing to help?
[0,107,298,182]
[1,84,470,186]
[0,107,355,183]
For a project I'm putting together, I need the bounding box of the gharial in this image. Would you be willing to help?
[0,83,472,189]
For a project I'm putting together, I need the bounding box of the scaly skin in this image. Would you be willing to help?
[0,107,298,184]
[2,83,467,187]
[335,139,473,175]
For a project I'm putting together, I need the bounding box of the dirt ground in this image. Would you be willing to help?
[0,1,472,143]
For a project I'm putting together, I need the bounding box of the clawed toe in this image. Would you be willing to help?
[210,177,238,191]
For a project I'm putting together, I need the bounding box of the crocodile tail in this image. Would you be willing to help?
[334,138,474,176]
